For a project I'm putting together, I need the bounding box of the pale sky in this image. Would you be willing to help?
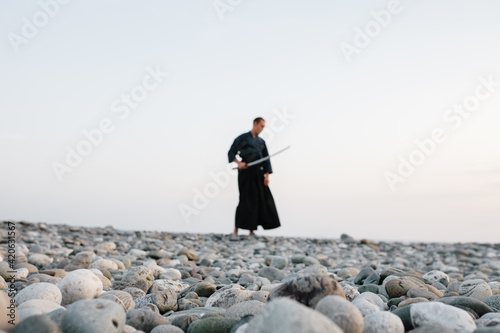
[1,0,499,242]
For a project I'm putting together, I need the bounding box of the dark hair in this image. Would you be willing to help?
[253,117,265,124]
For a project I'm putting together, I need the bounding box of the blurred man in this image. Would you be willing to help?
[228,117,281,236]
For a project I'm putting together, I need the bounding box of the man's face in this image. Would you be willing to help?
[254,120,265,135]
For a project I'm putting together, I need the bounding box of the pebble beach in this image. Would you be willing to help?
[1,221,499,333]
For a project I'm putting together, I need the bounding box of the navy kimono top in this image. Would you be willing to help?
[228,131,273,174]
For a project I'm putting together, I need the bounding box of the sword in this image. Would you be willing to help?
[233,145,291,169]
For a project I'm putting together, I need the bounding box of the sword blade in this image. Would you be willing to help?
[233,145,291,169]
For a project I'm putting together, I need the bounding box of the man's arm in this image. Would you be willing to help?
[229,134,250,169]
[262,141,273,174]
[228,134,244,164]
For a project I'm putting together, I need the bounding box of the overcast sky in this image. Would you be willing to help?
[1,0,499,242]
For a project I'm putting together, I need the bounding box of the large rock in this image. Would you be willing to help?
[270,274,345,308]
[60,299,126,333]
[316,295,364,333]
[410,302,477,332]
[459,279,493,301]
[245,298,343,333]
[15,282,62,305]
[57,269,103,305]
[363,311,405,333]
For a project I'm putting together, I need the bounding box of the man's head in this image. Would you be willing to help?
[252,117,265,135]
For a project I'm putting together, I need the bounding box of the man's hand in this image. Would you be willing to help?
[264,174,270,186]
[237,161,248,170]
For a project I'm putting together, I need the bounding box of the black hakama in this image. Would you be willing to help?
[235,166,280,230]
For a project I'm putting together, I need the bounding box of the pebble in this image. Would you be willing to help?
[410,301,477,331]
[89,259,118,271]
[165,307,225,331]
[341,282,361,301]
[60,299,126,333]
[205,285,251,309]
[269,274,345,307]
[100,290,136,311]
[224,300,266,319]
[160,269,182,281]
[151,325,184,333]
[316,295,364,333]
[57,269,103,305]
[257,266,286,282]
[245,298,343,333]
[134,289,178,313]
[422,270,450,284]
[385,276,427,298]
[354,266,376,285]
[186,318,237,333]
[459,279,493,301]
[121,266,155,290]
[15,282,62,305]
[18,299,64,316]
[484,295,500,311]
[363,311,405,333]
[126,308,171,332]
[352,292,387,316]
[436,296,494,317]
[28,253,53,266]
[9,314,61,333]
[64,251,93,271]
[265,256,288,270]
